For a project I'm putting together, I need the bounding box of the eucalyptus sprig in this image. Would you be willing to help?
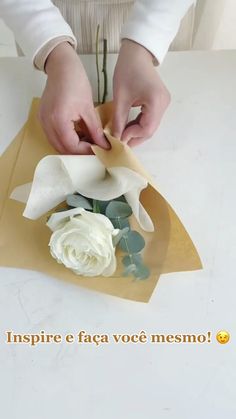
[57,193,150,280]
[105,200,150,280]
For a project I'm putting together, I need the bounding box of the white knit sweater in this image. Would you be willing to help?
[0,0,194,68]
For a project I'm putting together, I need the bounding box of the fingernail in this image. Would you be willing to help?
[94,127,110,149]
[103,138,111,149]
[101,134,111,149]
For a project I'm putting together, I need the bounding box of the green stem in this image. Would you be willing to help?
[93,199,100,213]
[117,218,134,265]
[102,38,108,104]
[96,24,101,104]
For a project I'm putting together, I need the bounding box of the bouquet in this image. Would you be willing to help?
[0,100,202,302]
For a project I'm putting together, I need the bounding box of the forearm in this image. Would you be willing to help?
[0,0,76,66]
[121,0,195,65]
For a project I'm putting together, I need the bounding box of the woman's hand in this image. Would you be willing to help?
[39,42,109,154]
[112,39,171,147]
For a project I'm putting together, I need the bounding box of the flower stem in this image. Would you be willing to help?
[102,38,108,104]
[96,24,101,104]
[93,199,100,213]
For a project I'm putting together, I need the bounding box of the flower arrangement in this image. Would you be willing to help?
[47,193,150,280]
[4,99,202,302]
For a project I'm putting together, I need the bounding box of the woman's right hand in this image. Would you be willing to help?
[39,42,109,154]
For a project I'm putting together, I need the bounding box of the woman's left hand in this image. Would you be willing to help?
[112,39,171,147]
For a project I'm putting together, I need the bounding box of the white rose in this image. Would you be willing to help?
[47,207,119,277]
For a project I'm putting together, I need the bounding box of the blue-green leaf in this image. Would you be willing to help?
[114,195,127,203]
[122,254,142,267]
[134,264,150,280]
[105,201,132,219]
[111,218,130,230]
[66,194,92,210]
[123,264,137,276]
[119,230,145,253]
[96,200,110,214]
[112,228,129,247]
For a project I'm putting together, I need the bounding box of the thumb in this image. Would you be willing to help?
[83,108,110,149]
[121,108,158,143]
[112,99,130,139]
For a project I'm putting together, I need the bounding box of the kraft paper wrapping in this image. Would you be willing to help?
[0,99,202,302]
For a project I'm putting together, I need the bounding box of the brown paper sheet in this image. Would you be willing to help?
[0,99,202,302]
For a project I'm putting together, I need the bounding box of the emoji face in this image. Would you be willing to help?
[216,330,230,344]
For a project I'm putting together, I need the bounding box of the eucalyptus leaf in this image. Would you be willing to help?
[66,194,92,210]
[123,264,137,277]
[134,265,150,280]
[114,195,127,203]
[122,254,142,267]
[96,200,110,214]
[111,218,130,230]
[119,230,145,253]
[112,227,129,247]
[105,201,132,219]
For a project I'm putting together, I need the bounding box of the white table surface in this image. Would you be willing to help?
[0,51,236,419]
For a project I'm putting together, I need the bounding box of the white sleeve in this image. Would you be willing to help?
[0,0,77,64]
[121,0,194,65]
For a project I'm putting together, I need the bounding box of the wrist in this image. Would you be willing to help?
[45,41,77,75]
[120,39,154,65]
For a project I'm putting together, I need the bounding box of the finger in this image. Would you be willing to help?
[76,141,94,155]
[59,129,93,155]
[74,127,90,142]
[54,117,85,154]
[57,138,93,155]
[121,105,162,143]
[42,123,67,154]
[121,113,142,134]
[80,135,96,145]
[127,137,146,148]
[112,99,131,139]
[74,119,91,139]
[82,108,110,149]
